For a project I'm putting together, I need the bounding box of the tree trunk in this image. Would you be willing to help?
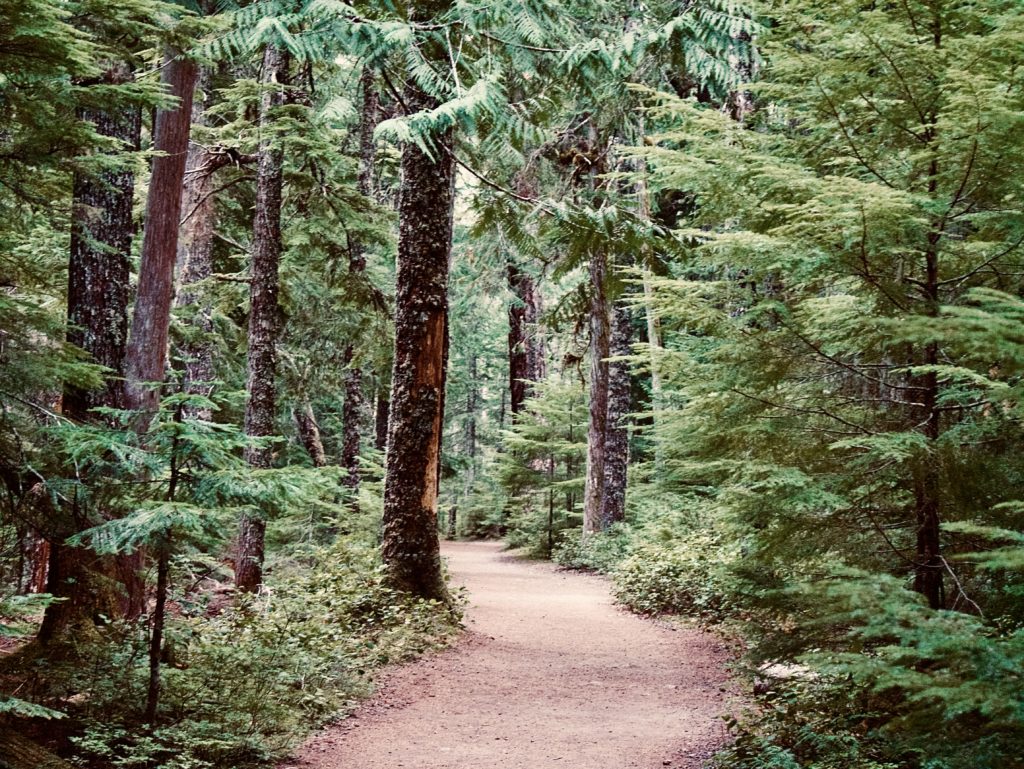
[175,66,217,421]
[124,51,198,419]
[235,44,288,594]
[507,260,532,418]
[43,74,140,639]
[635,166,665,472]
[380,79,454,602]
[466,354,477,457]
[145,540,169,723]
[340,68,379,498]
[65,87,138,419]
[526,280,546,384]
[294,401,327,468]
[600,302,631,527]
[582,247,611,535]
[912,223,944,609]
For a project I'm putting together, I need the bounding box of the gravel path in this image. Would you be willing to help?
[285,540,733,769]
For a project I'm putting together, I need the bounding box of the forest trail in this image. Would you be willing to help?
[286,541,733,769]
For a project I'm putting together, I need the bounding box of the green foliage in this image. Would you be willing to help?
[612,531,740,620]
[552,524,633,572]
[50,541,459,769]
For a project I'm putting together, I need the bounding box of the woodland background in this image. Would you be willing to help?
[1,1,1023,768]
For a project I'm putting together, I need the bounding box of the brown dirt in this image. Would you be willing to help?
[284,541,734,769]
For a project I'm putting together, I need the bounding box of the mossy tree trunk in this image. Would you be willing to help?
[380,77,454,602]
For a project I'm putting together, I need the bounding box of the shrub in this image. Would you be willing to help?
[60,541,459,769]
[612,530,740,620]
[551,524,633,572]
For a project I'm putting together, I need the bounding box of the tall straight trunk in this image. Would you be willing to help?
[582,247,611,535]
[42,71,141,640]
[65,95,138,419]
[507,260,531,417]
[380,80,454,602]
[235,44,288,594]
[635,166,664,473]
[913,218,944,609]
[341,69,379,498]
[175,66,217,421]
[294,401,327,468]
[124,52,198,419]
[600,302,631,527]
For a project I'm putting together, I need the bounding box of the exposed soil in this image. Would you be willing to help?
[284,541,734,769]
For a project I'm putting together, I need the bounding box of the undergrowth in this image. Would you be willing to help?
[6,540,460,769]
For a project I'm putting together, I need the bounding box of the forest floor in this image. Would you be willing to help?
[283,540,734,769]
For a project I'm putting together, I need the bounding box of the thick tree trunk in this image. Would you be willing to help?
[582,247,611,535]
[44,71,141,639]
[380,80,454,602]
[124,52,198,419]
[341,68,380,498]
[175,66,217,421]
[65,97,138,419]
[600,302,631,527]
[294,401,327,468]
[235,45,288,594]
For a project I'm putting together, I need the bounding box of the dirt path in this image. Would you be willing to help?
[285,541,733,769]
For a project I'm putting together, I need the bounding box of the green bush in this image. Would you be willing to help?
[551,524,633,572]
[61,541,459,769]
[612,531,740,620]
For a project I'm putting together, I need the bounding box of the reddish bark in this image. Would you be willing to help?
[124,52,198,418]
[175,66,218,420]
[380,77,454,602]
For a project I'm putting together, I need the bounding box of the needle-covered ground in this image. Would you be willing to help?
[284,540,733,769]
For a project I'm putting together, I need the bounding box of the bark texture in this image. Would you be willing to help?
[235,45,288,594]
[380,80,454,602]
[175,66,218,420]
[124,52,198,418]
[294,401,327,468]
[507,260,531,418]
[600,302,631,527]
[913,230,944,608]
[582,248,610,535]
[340,68,380,497]
[65,89,138,419]
[45,71,142,639]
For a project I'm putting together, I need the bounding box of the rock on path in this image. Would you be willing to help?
[284,540,733,769]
